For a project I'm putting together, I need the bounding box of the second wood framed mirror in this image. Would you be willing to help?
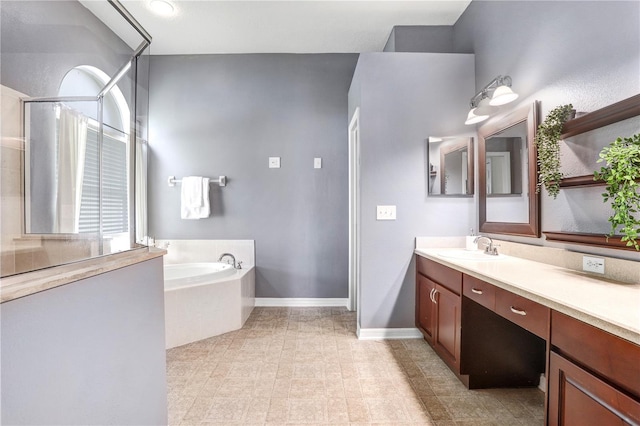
[478,102,540,237]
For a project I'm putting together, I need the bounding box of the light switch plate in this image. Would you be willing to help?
[314,157,322,169]
[269,157,281,168]
[376,205,396,220]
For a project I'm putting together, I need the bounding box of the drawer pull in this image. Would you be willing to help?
[431,288,438,304]
[510,306,527,316]
[471,288,483,295]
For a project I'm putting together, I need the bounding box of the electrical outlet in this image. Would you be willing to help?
[376,205,396,220]
[583,256,605,274]
[314,157,322,169]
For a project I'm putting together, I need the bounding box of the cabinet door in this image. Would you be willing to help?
[548,352,640,426]
[434,283,461,371]
[416,274,435,344]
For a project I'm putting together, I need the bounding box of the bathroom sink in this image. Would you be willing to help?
[437,250,504,261]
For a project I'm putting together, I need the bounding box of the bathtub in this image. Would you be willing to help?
[164,263,236,288]
[163,262,255,349]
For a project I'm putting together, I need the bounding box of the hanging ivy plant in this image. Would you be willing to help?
[594,134,640,250]
[534,104,574,198]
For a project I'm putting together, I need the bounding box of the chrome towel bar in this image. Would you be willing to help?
[167,175,226,187]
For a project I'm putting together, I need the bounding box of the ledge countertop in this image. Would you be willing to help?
[415,248,640,345]
[0,247,166,304]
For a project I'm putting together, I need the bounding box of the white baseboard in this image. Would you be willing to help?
[357,327,423,340]
[255,298,349,308]
[538,374,547,393]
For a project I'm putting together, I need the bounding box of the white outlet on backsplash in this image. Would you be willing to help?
[583,256,605,274]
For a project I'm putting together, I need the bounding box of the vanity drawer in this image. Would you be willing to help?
[416,256,462,294]
[495,288,549,339]
[463,274,495,310]
[551,311,640,398]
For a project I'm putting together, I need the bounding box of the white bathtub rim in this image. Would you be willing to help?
[164,264,254,292]
[165,262,234,285]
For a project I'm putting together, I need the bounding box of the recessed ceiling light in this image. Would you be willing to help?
[149,0,175,17]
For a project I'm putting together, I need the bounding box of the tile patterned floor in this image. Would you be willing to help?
[166,307,544,425]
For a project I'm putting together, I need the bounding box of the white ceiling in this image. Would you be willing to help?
[81,0,472,55]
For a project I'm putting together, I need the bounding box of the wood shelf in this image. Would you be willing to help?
[558,93,639,191]
[558,175,604,188]
[544,231,637,251]
[560,94,640,139]
[547,95,640,249]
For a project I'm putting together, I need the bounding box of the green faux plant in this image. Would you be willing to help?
[534,104,574,198]
[594,134,640,250]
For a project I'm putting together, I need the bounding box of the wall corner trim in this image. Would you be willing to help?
[255,298,349,308]
[357,327,423,340]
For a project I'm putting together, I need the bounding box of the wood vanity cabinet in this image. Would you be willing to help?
[416,255,545,389]
[460,273,546,389]
[415,256,462,373]
[415,254,640,424]
[416,274,435,343]
[548,311,640,425]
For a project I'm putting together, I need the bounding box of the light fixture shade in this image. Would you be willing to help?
[489,85,519,106]
[149,0,175,16]
[474,97,494,116]
[465,108,489,125]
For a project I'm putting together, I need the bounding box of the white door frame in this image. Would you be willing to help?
[348,108,361,313]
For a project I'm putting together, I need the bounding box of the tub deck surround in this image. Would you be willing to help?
[164,265,255,349]
[158,239,255,267]
[0,247,166,303]
[415,247,640,345]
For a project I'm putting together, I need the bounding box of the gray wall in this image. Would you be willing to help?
[348,53,475,329]
[0,1,133,99]
[148,54,358,298]
[454,0,640,260]
[1,258,168,425]
[384,26,454,53]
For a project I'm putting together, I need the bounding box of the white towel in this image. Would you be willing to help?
[181,176,210,219]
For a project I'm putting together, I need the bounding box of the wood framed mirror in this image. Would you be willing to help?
[478,102,540,237]
[427,137,474,196]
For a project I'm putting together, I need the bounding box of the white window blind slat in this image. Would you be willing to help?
[78,126,128,234]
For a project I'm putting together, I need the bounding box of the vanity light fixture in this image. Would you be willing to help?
[149,0,176,16]
[464,101,490,125]
[465,75,519,125]
[473,96,494,116]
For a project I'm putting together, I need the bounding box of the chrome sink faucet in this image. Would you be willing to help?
[218,253,237,268]
[474,236,500,256]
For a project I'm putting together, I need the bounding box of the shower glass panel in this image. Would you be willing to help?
[0,0,151,277]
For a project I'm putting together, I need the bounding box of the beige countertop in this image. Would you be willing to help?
[0,247,166,303]
[415,248,640,345]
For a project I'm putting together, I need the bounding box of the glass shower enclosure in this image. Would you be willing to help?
[0,0,151,276]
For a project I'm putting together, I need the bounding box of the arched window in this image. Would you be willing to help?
[59,65,130,131]
[57,66,131,241]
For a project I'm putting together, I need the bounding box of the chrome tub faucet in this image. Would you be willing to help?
[219,253,242,269]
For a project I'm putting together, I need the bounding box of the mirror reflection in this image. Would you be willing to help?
[478,102,539,237]
[485,121,528,223]
[428,137,474,196]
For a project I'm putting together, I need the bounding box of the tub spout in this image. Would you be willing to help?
[218,253,237,268]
